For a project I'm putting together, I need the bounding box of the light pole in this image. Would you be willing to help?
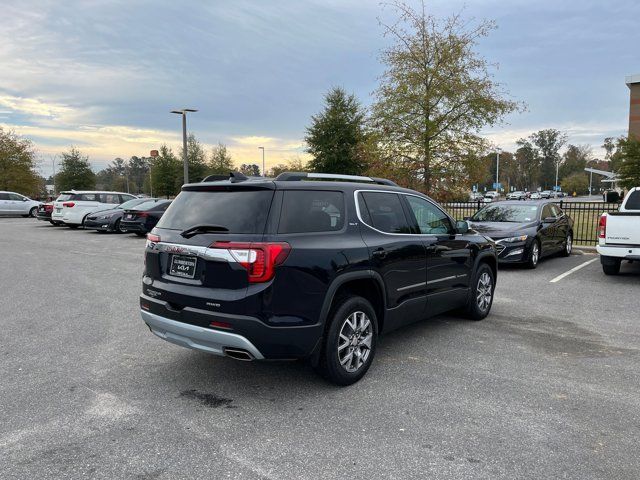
[555,159,559,194]
[50,154,57,196]
[171,108,198,184]
[258,146,265,176]
[495,147,501,193]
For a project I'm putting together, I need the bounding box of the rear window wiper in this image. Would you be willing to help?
[180,224,230,238]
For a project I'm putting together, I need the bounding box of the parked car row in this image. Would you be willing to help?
[37,190,171,236]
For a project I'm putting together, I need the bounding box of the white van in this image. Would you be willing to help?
[51,191,137,227]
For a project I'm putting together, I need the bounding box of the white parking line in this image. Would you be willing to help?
[549,258,599,283]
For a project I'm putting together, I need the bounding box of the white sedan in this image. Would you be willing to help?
[0,191,40,217]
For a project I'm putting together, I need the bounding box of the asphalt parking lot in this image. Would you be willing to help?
[1,218,639,479]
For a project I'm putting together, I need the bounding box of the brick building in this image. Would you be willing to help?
[627,74,640,139]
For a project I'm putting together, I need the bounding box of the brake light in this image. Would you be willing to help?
[209,320,232,330]
[211,241,291,283]
[63,202,75,208]
[138,212,149,217]
[147,233,161,243]
[45,204,53,212]
[598,214,607,239]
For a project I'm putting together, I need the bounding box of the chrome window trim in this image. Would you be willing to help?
[149,241,237,263]
[353,189,455,237]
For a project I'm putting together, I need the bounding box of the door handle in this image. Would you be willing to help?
[372,248,387,259]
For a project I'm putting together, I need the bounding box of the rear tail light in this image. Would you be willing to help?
[63,202,75,208]
[147,233,161,243]
[598,214,607,239]
[209,320,232,330]
[138,212,149,217]
[45,204,53,212]
[211,241,291,283]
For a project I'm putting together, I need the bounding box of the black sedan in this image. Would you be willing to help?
[120,199,172,236]
[84,198,155,233]
[467,200,574,268]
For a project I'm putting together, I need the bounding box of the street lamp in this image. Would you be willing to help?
[171,108,198,184]
[495,147,501,192]
[258,146,265,176]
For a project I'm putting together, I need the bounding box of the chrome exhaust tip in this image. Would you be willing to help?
[223,347,254,362]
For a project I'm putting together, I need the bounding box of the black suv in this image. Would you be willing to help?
[140,172,497,385]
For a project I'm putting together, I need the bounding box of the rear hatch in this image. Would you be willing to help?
[144,182,278,314]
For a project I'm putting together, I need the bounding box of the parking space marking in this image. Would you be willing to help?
[549,258,598,283]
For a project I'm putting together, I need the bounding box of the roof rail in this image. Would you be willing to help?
[201,171,249,183]
[275,172,397,186]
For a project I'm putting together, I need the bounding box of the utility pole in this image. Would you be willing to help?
[171,108,198,184]
[258,146,265,176]
[51,155,57,196]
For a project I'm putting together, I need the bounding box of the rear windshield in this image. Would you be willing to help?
[625,190,640,210]
[156,190,274,233]
[118,198,150,210]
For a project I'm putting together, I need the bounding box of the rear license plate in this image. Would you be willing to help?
[56,208,62,212]
[169,255,197,279]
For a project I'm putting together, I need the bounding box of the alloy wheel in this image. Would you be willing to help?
[337,311,373,373]
[531,243,539,266]
[476,272,493,312]
[566,235,572,255]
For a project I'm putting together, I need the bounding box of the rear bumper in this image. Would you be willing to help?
[141,309,265,359]
[140,293,323,359]
[121,221,145,232]
[597,245,640,261]
[36,213,52,221]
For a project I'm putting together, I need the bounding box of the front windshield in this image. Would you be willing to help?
[471,204,539,223]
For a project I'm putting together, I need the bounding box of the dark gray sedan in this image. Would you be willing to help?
[467,201,574,268]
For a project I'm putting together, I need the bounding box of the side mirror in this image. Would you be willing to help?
[455,220,469,234]
[22,198,28,202]
[542,216,556,224]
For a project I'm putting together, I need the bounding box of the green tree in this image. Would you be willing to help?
[55,147,95,191]
[559,144,591,180]
[603,136,624,172]
[530,129,567,188]
[186,134,208,182]
[266,163,288,177]
[208,143,234,174]
[616,137,640,190]
[0,127,40,196]
[151,145,181,198]
[514,139,540,190]
[370,1,521,196]
[238,164,261,176]
[128,156,151,193]
[306,87,368,175]
[561,172,589,196]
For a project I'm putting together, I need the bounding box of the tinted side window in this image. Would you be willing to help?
[405,196,452,234]
[8,193,24,201]
[550,204,561,217]
[360,192,411,234]
[541,205,553,219]
[120,194,136,203]
[278,190,344,234]
[0,193,10,200]
[625,191,640,210]
[103,193,120,204]
[78,193,98,202]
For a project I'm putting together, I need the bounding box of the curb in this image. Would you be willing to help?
[574,245,597,254]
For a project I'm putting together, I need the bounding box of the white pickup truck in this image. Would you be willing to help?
[597,187,640,275]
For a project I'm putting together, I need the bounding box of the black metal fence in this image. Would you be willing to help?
[441,200,622,246]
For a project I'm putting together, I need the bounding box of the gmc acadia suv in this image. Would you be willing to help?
[140,172,497,385]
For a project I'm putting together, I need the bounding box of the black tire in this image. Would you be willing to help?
[68,225,79,229]
[560,232,572,257]
[113,218,125,233]
[465,263,495,320]
[525,239,540,269]
[49,220,55,225]
[602,259,621,276]
[29,207,38,218]
[315,296,378,386]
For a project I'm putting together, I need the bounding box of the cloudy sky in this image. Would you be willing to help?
[1,0,638,176]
